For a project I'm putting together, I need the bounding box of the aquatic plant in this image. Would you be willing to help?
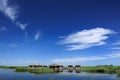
[15,67,54,74]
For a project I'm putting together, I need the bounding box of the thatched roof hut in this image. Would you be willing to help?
[29,64,36,68]
[49,64,58,68]
[36,64,43,68]
[28,64,42,68]
[75,65,81,68]
[43,65,47,68]
[68,65,73,67]
[49,64,63,72]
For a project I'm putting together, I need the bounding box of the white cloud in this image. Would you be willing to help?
[0,0,18,21]
[34,31,41,40]
[0,0,28,30]
[0,26,7,31]
[52,53,120,63]
[59,27,115,50]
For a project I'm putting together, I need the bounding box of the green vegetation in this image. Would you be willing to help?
[0,66,27,69]
[0,65,120,77]
[81,65,120,77]
[15,68,54,74]
[0,66,54,74]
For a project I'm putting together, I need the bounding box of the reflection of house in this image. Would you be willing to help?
[28,64,82,73]
[68,65,73,72]
[49,64,63,72]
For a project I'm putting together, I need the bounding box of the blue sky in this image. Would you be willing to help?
[0,0,120,66]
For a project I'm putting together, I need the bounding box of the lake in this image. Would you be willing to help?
[0,69,120,80]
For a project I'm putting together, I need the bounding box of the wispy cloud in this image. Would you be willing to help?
[0,26,7,31]
[16,22,28,30]
[110,47,120,50]
[10,43,20,48]
[34,31,41,40]
[52,53,120,63]
[112,41,120,46]
[0,0,18,21]
[110,40,120,50]
[107,53,120,58]
[59,27,115,50]
[0,0,28,30]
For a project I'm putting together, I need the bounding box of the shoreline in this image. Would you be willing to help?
[0,65,120,77]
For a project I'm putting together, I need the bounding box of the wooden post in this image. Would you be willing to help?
[55,65,58,72]
[59,65,63,72]
[68,65,73,72]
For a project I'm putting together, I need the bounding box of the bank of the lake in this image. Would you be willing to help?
[81,66,120,77]
[0,65,120,77]
[0,68,120,80]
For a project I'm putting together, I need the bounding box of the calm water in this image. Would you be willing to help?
[0,69,120,80]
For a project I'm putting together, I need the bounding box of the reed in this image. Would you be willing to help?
[0,66,54,74]
[15,67,54,74]
[81,66,120,74]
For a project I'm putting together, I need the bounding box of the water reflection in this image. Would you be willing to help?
[0,69,120,80]
[76,71,81,73]
[53,70,81,74]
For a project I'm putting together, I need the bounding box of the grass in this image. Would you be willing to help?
[81,66,120,74]
[81,66,120,77]
[0,66,28,69]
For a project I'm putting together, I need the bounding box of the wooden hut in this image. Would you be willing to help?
[43,65,47,68]
[29,65,36,68]
[75,65,81,73]
[49,64,63,72]
[29,64,42,68]
[36,64,43,68]
[68,65,73,72]
[28,65,32,68]
[33,65,38,68]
